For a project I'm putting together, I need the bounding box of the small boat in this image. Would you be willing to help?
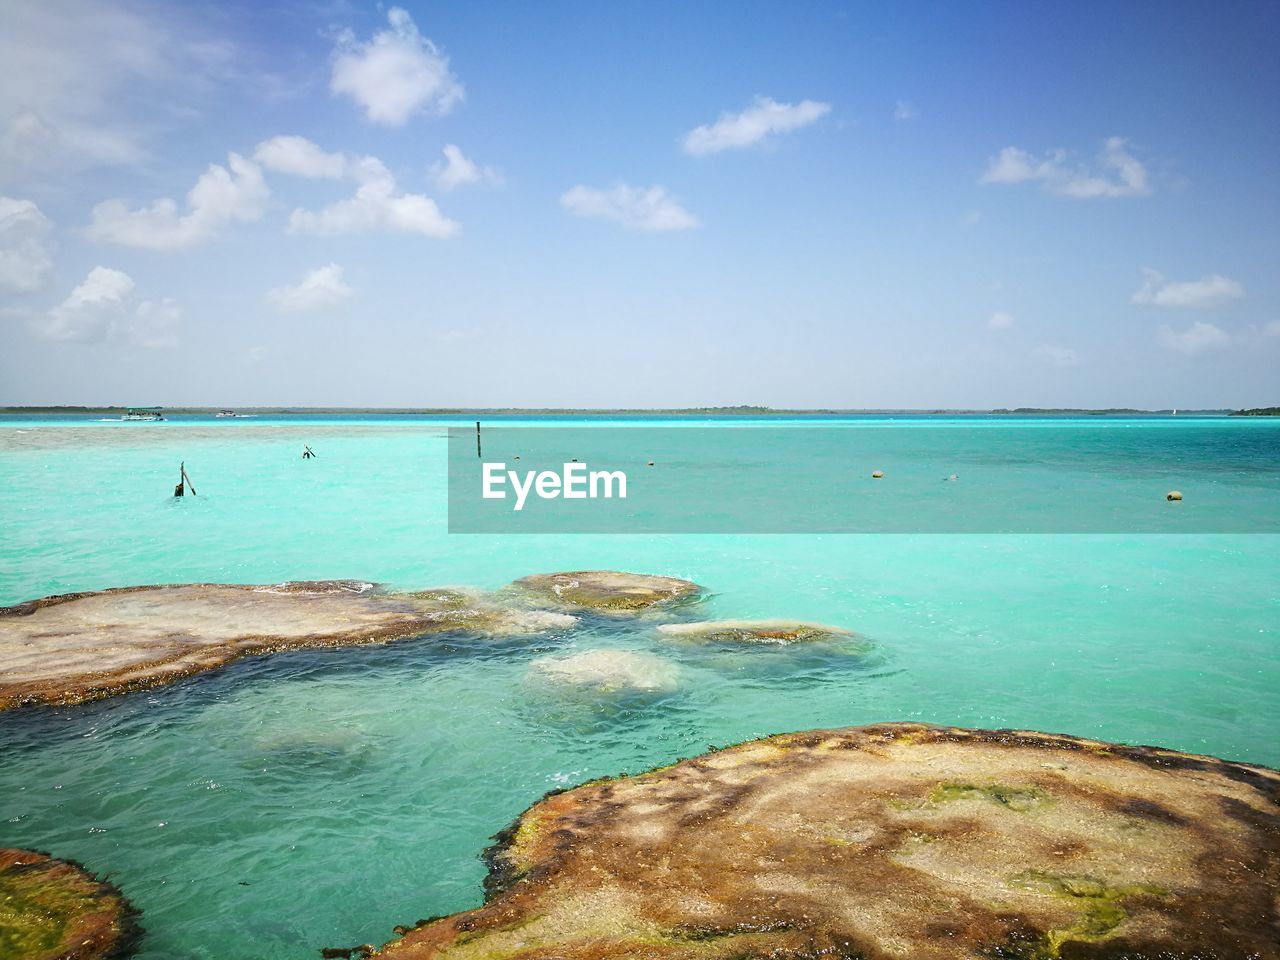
[216,410,239,418]
[121,407,165,421]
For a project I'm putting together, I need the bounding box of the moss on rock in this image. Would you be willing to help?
[0,849,140,960]
[656,619,851,645]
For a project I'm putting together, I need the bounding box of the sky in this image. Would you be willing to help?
[0,0,1277,409]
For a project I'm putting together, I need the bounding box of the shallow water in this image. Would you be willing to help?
[1,415,1277,959]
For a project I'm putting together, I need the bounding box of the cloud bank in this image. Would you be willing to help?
[267,263,354,313]
[431,144,502,190]
[560,184,699,231]
[981,137,1150,198]
[86,152,268,249]
[1132,269,1244,309]
[0,196,54,293]
[32,265,177,345]
[331,7,463,126]
[683,96,830,156]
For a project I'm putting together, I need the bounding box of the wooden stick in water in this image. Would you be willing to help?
[476,421,482,459]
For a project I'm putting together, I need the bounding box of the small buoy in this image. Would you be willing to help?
[514,455,520,460]
[871,470,884,479]
[647,460,655,467]
[1166,490,1182,501]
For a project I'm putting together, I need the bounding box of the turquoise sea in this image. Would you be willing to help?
[1,414,1278,959]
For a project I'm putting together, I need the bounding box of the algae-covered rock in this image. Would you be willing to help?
[372,723,1280,960]
[0,582,574,712]
[657,619,850,645]
[509,571,702,613]
[527,650,680,695]
[0,848,140,960]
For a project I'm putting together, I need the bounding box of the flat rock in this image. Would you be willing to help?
[657,619,851,645]
[527,650,680,695]
[0,848,140,960]
[0,582,575,712]
[508,571,702,613]
[372,723,1280,960]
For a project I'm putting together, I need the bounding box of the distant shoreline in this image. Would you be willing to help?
[0,406,1266,416]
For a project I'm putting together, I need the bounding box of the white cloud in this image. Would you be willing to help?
[430,144,502,190]
[560,184,699,232]
[981,137,1151,198]
[1032,344,1080,367]
[253,135,346,179]
[331,7,463,126]
[37,266,134,341]
[32,265,179,345]
[86,152,269,249]
[682,96,830,156]
[894,100,919,121]
[1132,268,1244,309]
[988,311,1015,330]
[0,1,276,180]
[0,110,60,177]
[0,196,55,294]
[266,263,354,313]
[1158,321,1230,355]
[131,298,180,347]
[287,156,458,238]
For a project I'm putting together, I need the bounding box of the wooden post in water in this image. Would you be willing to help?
[476,421,482,459]
[174,461,197,497]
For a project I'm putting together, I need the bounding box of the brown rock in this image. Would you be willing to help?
[0,582,575,712]
[508,571,702,613]
[371,723,1280,960]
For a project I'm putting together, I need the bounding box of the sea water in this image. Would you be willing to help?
[0,415,1277,959]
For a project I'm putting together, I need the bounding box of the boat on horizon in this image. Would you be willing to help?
[121,407,165,422]
[215,410,239,418]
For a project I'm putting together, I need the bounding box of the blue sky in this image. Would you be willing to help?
[1,0,1276,408]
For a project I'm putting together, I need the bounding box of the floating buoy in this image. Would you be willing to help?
[647,461,655,467]
[871,470,884,479]
[1166,490,1182,501]
[514,455,520,460]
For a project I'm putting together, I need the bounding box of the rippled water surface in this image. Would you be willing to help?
[1,415,1277,959]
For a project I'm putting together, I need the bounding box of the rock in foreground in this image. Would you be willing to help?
[373,723,1280,960]
[0,849,140,960]
[657,619,850,645]
[509,571,702,613]
[0,582,574,712]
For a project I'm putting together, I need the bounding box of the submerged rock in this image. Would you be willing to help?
[0,848,140,960]
[372,723,1280,960]
[0,582,574,712]
[656,619,850,645]
[509,571,702,613]
[527,650,680,695]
